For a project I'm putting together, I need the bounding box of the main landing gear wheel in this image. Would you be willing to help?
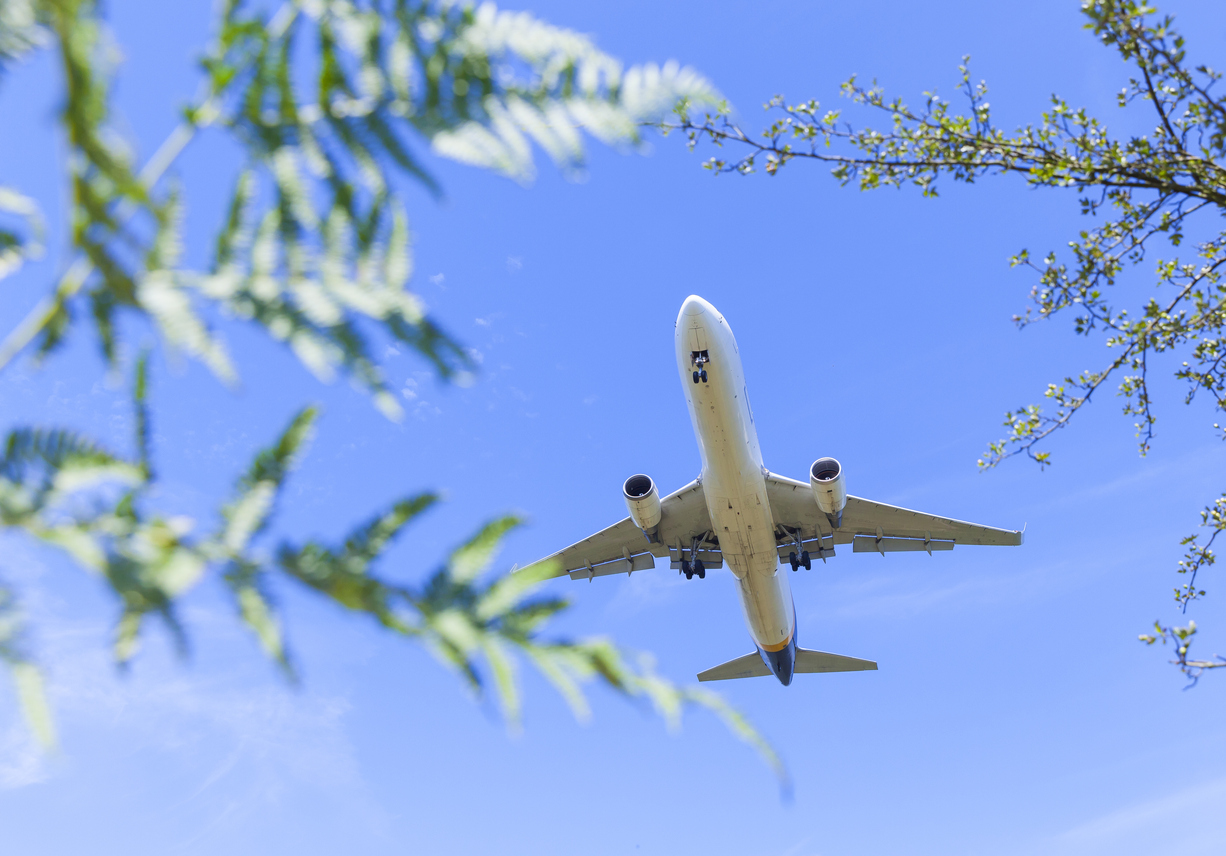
[788,551,800,572]
[801,550,811,571]
[681,559,705,580]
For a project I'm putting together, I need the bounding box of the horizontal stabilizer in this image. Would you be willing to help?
[696,648,878,681]
[697,652,770,682]
[796,648,877,673]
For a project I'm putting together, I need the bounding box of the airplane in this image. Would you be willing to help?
[525,295,1023,686]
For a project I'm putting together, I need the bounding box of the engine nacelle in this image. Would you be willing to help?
[623,474,662,534]
[810,457,847,526]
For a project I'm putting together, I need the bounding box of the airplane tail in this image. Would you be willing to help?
[696,648,877,682]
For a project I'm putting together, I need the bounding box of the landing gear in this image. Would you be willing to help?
[783,525,816,571]
[680,536,708,579]
[690,351,710,383]
[680,559,706,580]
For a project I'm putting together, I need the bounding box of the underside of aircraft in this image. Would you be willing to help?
[524,296,1023,686]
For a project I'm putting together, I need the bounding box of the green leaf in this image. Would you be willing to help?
[9,662,55,748]
[340,493,439,569]
[132,351,151,479]
[476,558,558,622]
[481,635,520,727]
[220,405,318,554]
[0,185,44,280]
[449,515,520,583]
[1,427,133,490]
[224,560,292,676]
[0,582,55,748]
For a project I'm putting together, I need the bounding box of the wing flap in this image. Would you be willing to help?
[852,536,954,554]
[567,552,655,580]
[775,536,837,560]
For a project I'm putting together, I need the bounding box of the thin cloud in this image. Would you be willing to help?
[0,582,374,805]
[0,721,49,789]
[1050,776,1226,855]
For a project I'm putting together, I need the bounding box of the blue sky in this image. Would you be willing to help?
[2,1,1226,854]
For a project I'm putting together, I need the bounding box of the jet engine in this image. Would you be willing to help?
[810,457,847,527]
[623,474,662,534]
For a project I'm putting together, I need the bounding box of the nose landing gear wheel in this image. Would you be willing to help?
[700,370,708,383]
[692,371,700,384]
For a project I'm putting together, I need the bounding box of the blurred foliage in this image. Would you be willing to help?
[0,185,42,281]
[0,0,783,782]
[0,359,785,782]
[0,0,719,417]
[0,583,55,747]
[666,0,1226,683]
[0,0,43,64]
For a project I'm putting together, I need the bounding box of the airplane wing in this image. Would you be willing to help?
[527,480,714,581]
[764,472,1022,554]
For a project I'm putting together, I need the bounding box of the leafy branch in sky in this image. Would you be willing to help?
[0,359,785,782]
[662,0,1226,682]
[0,0,782,781]
[1139,618,1225,685]
[0,0,720,418]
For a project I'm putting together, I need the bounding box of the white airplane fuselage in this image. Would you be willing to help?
[675,295,797,682]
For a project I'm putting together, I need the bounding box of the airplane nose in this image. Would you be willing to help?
[681,295,709,317]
